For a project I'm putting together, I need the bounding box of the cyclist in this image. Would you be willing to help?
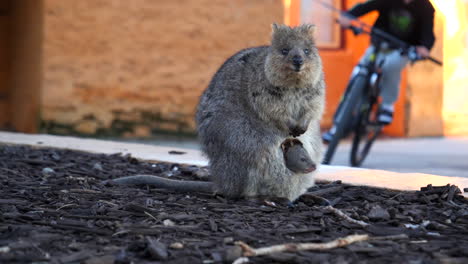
[323,0,436,142]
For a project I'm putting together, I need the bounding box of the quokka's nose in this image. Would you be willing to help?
[292,55,303,66]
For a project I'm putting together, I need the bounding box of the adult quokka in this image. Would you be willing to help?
[112,24,325,201]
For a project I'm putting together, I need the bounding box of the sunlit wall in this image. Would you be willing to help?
[431,0,468,136]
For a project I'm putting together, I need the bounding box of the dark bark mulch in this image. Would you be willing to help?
[1,144,467,264]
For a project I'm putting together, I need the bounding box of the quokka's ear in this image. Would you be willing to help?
[271,23,280,32]
[271,23,288,35]
[300,24,316,38]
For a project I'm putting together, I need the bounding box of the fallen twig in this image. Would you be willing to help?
[112,230,130,237]
[232,257,250,264]
[236,234,369,257]
[144,211,159,222]
[234,233,408,263]
[324,205,369,227]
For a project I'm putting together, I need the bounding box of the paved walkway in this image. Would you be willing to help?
[329,137,468,178]
[122,135,468,178]
[1,132,467,196]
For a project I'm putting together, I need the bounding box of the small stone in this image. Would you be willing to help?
[169,242,184,249]
[51,152,61,161]
[223,237,234,244]
[194,168,210,180]
[211,252,223,262]
[0,246,10,253]
[223,246,243,263]
[367,205,390,221]
[42,167,55,175]
[93,162,103,171]
[163,219,175,227]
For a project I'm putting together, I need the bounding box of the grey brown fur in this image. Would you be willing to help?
[196,23,325,201]
[111,24,325,201]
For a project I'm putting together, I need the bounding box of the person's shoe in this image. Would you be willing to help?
[322,130,334,143]
[377,108,394,125]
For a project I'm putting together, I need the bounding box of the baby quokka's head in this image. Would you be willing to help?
[265,23,322,88]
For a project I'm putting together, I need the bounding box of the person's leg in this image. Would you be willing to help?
[322,46,376,143]
[376,50,409,124]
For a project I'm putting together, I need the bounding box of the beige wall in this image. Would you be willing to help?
[41,0,283,137]
[405,10,444,137]
[440,1,468,136]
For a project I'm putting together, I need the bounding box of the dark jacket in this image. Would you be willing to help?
[348,0,435,50]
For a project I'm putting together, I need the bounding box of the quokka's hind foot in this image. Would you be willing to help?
[281,138,316,173]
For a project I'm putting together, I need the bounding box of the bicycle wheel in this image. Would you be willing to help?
[350,102,382,167]
[322,75,367,165]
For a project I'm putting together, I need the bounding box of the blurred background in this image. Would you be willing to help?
[0,0,466,175]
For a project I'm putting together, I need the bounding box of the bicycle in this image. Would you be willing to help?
[322,24,442,166]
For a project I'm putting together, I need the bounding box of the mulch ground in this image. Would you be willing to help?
[1,144,468,264]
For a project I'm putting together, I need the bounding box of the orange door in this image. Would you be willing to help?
[288,0,406,136]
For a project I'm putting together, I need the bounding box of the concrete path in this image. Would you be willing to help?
[329,137,468,178]
[1,131,467,197]
[120,135,468,178]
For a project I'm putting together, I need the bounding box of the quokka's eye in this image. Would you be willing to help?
[281,48,289,55]
[304,49,310,55]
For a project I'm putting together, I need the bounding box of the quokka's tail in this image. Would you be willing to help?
[105,175,214,193]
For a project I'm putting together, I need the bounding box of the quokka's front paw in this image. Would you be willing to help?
[289,125,307,137]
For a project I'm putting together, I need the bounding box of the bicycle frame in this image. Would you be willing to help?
[332,43,384,137]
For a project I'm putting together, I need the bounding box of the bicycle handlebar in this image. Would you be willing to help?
[346,24,443,66]
[312,0,442,65]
